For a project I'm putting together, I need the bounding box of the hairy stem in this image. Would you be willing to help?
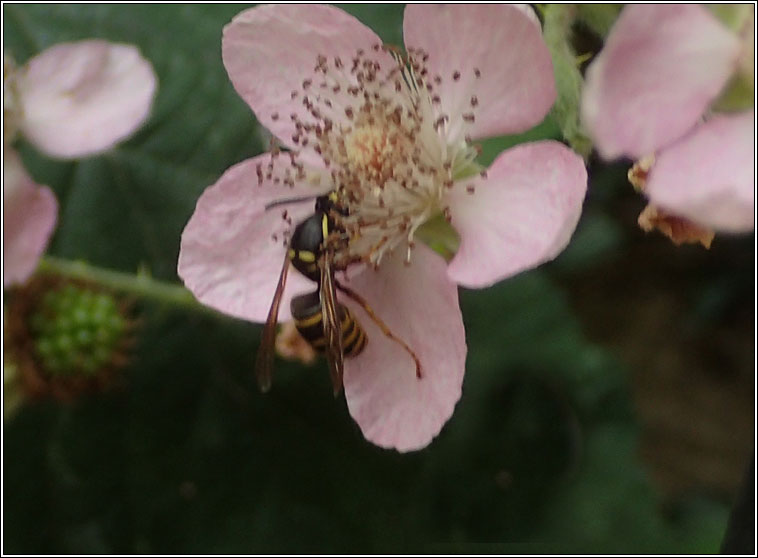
[37,256,228,319]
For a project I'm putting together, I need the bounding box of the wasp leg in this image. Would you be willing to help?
[335,281,423,380]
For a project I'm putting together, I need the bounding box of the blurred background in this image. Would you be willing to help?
[3,4,754,553]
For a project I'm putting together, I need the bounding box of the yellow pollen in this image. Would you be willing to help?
[345,124,394,173]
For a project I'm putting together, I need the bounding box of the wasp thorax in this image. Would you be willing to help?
[273,45,484,267]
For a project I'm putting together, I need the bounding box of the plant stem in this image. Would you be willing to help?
[37,256,229,319]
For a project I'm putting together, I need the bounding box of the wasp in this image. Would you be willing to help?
[255,191,422,395]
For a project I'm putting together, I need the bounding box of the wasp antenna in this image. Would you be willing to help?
[264,195,319,211]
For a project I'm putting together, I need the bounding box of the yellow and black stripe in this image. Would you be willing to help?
[291,291,367,357]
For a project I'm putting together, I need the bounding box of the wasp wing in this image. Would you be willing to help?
[255,253,290,393]
[320,255,344,396]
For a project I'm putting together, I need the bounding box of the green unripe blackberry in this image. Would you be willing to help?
[29,284,126,377]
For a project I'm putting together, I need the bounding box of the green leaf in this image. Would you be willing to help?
[4,4,264,280]
[575,4,623,38]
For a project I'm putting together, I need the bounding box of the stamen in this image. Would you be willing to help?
[264,45,481,269]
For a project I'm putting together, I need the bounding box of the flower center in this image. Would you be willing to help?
[271,45,483,268]
[344,123,396,175]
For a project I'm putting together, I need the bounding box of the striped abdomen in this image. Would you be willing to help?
[290,291,367,357]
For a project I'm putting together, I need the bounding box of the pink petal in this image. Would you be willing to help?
[646,111,755,233]
[17,40,156,160]
[403,4,555,141]
[511,4,542,30]
[582,5,742,160]
[446,141,587,288]
[177,154,331,322]
[3,148,58,287]
[222,4,391,152]
[343,244,466,452]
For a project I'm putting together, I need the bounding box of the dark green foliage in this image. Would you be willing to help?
[30,285,126,375]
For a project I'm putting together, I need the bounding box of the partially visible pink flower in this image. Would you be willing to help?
[10,40,157,159]
[3,148,58,287]
[3,40,156,286]
[179,4,587,451]
[581,4,754,234]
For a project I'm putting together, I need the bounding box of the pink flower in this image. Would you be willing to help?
[178,4,587,451]
[3,147,58,287]
[9,40,157,159]
[581,5,754,233]
[3,40,157,286]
